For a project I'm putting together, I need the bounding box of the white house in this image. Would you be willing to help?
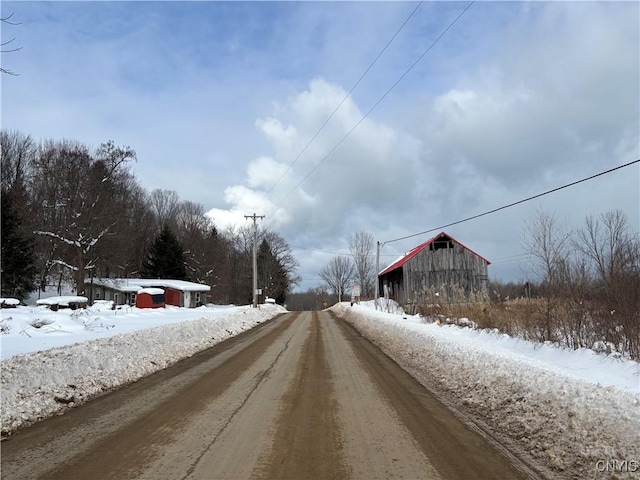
[85,278,210,308]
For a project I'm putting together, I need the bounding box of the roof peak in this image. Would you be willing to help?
[379,231,490,276]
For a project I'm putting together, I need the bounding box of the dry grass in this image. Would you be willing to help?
[418,297,538,333]
[417,294,638,360]
[410,279,639,359]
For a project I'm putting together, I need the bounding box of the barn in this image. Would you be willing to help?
[378,232,490,309]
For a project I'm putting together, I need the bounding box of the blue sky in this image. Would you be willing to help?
[2,1,639,291]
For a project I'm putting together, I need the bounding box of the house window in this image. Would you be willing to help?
[94,290,101,300]
[195,292,201,303]
[151,294,164,305]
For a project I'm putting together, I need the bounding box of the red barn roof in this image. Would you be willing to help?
[379,231,491,276]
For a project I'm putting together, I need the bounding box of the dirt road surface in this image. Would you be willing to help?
[1,311,538,479]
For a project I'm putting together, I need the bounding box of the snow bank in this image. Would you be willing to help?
[35,295,88,306]
[1,304,286,435]
[332,302,640,479]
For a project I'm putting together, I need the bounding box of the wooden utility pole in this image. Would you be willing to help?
[375,241,381,310]
[245,213,264,308]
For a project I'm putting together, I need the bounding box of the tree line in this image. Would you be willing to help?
[521,209,639,358]
[0,130,300,305]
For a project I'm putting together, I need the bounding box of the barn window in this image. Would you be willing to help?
[430,240,453,251]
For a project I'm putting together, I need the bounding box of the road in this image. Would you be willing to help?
[1,311,536,480]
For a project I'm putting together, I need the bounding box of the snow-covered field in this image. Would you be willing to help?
[332,301,640,479]
[1,299,638,478]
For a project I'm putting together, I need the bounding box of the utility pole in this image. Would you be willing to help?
[375,241,381,310]
[245,213,264,308]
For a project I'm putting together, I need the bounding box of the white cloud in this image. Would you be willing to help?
[206,185,292,232]
[207,78,424,246]
[389,1,639,244]
[246,156,288,190]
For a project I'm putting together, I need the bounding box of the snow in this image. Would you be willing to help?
[1,298,638,477]
[0,298,21,307]
[137,287,165,295]
[91,277,211,292]
[1,302,286,434]
[333,301,640,478]
[35,295,88,306]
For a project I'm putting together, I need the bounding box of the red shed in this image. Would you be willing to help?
[135,288,165,309]
[163,288,181,307]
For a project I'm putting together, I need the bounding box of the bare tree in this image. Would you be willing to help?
[225,224,254,304]
[522,209,573,341]
[0,130,36,242]
[102,180,155,279]
[148,189,181,233]
[176,200,210,238]
[95,140,136,180]
[349,230,375,298]
[202,227,234,303]
[575,210,635,287]
[320,256,355,303]
[575,210,640,358]
[287,286,337,311]
[224,226,300,304]
[523,209,572,288]
[1,130,35,192]
[30,139,136,295]
[174,200,224,285]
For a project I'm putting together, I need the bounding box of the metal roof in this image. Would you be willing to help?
[88,278,211,292]
[378,231,491,276]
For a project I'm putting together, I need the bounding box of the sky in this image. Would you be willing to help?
[2,1,639,291]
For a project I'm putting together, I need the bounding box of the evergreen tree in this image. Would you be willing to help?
[258,239,288,304]
[1,190,36,300]
[141,224,187,279]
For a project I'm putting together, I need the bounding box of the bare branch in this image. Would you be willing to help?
[1,12,22,75]
[1,12,21,25]
[34,230,81,248]
[1,38,22,53]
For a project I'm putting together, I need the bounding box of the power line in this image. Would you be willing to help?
[489,253,530,265]
[292,246,352,257]
[291,245,397,258]
[275,1,475,204]
[383,159,640,245]
[266,1,424,195]
[491,253,529,261]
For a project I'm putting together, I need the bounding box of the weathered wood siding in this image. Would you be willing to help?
[403,241,488,303]
[380,269,404,306]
